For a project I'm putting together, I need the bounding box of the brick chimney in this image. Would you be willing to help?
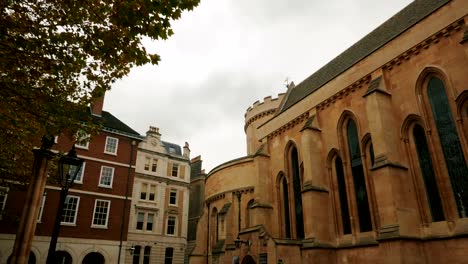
[91,93,105,116]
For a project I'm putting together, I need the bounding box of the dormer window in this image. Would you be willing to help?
[169,147,176,154]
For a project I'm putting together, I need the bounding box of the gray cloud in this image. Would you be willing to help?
[106,0,413,171]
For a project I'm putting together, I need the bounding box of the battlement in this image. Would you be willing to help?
[245,93,285,116]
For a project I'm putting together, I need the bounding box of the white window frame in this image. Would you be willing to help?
[99,166,114,188]
[91,199,111,228]
[37,193,47,222]
[169,189,177,206]
[166,215,177,235]
[75,130,90,149]
[135,211,157,232]
[69,162,85,184]
[104,136,119,155]
[61,195,80,225]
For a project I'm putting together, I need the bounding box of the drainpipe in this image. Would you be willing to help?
[206,202,210,264]
[117,140,136,264]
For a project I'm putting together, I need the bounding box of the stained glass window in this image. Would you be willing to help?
[427,77,468,217]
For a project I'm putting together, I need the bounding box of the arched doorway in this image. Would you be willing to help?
[241,255,256,264]
[7,252,37,264]
[55,251,72,264]
[82,252,105,264]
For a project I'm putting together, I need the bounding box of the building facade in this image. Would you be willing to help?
[189,1,468,263]
[125,126,190,264]
[0,96,142,263]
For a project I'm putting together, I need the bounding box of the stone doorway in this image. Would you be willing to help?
[241,255,256,264]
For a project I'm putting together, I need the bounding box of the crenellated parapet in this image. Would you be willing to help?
[244,93,285,132]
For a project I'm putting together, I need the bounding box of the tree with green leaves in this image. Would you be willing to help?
[0,0,200,183]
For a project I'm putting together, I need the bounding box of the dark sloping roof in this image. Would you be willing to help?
[162,141,182,155]
[279,0,450,112]
[98,111,140,137]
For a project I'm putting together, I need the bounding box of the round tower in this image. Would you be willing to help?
[244,93,285,155]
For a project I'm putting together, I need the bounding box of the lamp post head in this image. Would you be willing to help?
[234,236,241,248]
[58,146,84,188]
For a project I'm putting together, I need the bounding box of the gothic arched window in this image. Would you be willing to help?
[413,124,445,222]
[290,147,305,239]
[335,156,351,235]
[346,120,372,232]
[282,176,291,238]
[427,77,468,217]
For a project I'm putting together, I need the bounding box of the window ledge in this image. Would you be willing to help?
[91,225,108,229]
[98,185,113,189]
[104,151,117,156]
[60,223,77,226]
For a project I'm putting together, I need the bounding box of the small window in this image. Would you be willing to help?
[69,162,85,184]
[144,157,150,171]
[136,212,144,230]
[37,193,46,222]
[61,196,80,224]
[99,166,114,188]
[133,246,141,264]
[171,164,178,177]
[75,130,90,149]
[167,216,176,235]
[92,199,110,227]
[164,247,174,264]
[169,190,177,205]
[104,136,118,155]
[149,185,156,201]
[151,159,158,172]
[147,213,154,231]
[140,183,147,200]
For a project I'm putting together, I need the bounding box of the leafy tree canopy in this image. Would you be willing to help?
[0,0,200,183]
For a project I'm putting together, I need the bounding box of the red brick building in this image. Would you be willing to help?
[0,96,142,263]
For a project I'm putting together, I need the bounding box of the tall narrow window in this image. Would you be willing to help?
[140,183,147,200]
[152,159,158,172]
[147,213,154,231]
[346,120,372,232]
[164,247,174,264]
[427,77,468,217]
[149,185,156,201]
[136,212,144,230]
[167,216,176,235]
[335,156,351,234]
[144,157,150,171]
[413,124,445,221]
[133,246,141,264]
[169,190,177,205]
[291,147,304,239]
[282,177,291,238]
[143,246,151,264]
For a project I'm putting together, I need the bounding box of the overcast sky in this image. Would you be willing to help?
[105,0,412,172]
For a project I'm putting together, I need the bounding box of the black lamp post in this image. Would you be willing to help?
[46,146,84,264]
